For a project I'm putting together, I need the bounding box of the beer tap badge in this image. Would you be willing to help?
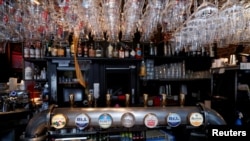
[189,112,204,127]
[166,113,181,127]
[98,113,113,129]
[144,113,158,128]
[75,113,90,130]
[51,114,67,129]
[121,112,136,128]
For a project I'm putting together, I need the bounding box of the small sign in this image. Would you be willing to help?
[189,112,203,127]
[98,113,113,129]
[75,113,90,130]
[51,114,67,129]
[144,113,158,128]
[166,113,181,127]
[121,112,136,128]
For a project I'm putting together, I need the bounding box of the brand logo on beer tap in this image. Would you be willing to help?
[98,113,113,129]
[166,113,181,127]
[189,112,204,127]
[51,114,67,129]
[144,113,158,128]
[75,113,90,130]
[121,112,136,128]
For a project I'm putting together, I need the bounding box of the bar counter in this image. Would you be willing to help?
[0,109,32,140]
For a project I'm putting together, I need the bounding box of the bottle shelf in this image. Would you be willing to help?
[44,56,142,62]
[58,82,80,85]
[142,77,211,82]
[210,65,239,74]
[145,55,213,59]
[24,79,47,82]
[23,58,47,62]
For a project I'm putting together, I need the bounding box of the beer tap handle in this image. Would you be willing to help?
[69,93,74,108]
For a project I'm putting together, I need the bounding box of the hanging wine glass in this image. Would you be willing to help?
[241,1,250,43]
[161,0,192,34]
[102,0,121,42]
[218,0,244,45]
[121,0,145,42]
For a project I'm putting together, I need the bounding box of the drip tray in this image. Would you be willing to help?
[55,137,87,141]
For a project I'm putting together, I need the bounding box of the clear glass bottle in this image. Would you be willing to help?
[35,41,41,59]
[83,41,88,57]
[149,42,154,56]
[70,42,75,57]
[29,42,35,58]
[130,46,135,58]
[41,82,49,110]
[24,41,30,58]
[106,43,113,58]
[124,45,129,58]
[88,43,95,57]
[77,39,82,57]
[135,43,142,59]
[118,46,124,58]
[95,42,102,57]
[112,43,119,58]
[57,41,65,57]
[46,34,54,57]
[51,43,58,57]
[139,60,146,77]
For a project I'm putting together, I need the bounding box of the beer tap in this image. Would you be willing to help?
[125,94,130,107]
[106,93,111,107]
[143,93,148,107]
[87,93,93,107]
[161,94,167,107]
[69,93,74,108]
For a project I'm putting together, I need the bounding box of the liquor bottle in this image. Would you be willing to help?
[163,41,167,56]
[135,43,142,59]
[47,34,54,57]
[88,43,95,57]
[124,45,129,58]
[51,43,58,57]
[24,64,33,80]
[29,42,35,58]
[70,41,75,57]
[24,41,30,58]
[57,42,65,57]
[112,43,119,58]
[106,43,113,58]
[40,67,47,80]
[95,42,102,57]
[77,38,82,57]
[130,47,135,58]
[83,41,88,57]
[149,42,154,56]
[118,46,124,58]
[154,44,158,56]
[201,46,206,56]
[210,42,217,57]
[196,46,202,56]
[35,41,41,59]
[139,60,146,77]
[235,111,243,126]
[41,40,46,59]
[41,82,49,110]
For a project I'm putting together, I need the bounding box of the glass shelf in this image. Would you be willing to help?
[142,76,211,82]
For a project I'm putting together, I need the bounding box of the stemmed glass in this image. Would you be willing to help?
[218,0,244,45]
[139,0,166,43]
[161,0,192,34]
[121,0,145,42]
[102,0,121,42]
[172,0,219,48]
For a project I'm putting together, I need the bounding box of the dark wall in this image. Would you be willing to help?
[0,54,11,82]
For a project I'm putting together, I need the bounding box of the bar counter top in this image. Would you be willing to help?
[0,108,32,135]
